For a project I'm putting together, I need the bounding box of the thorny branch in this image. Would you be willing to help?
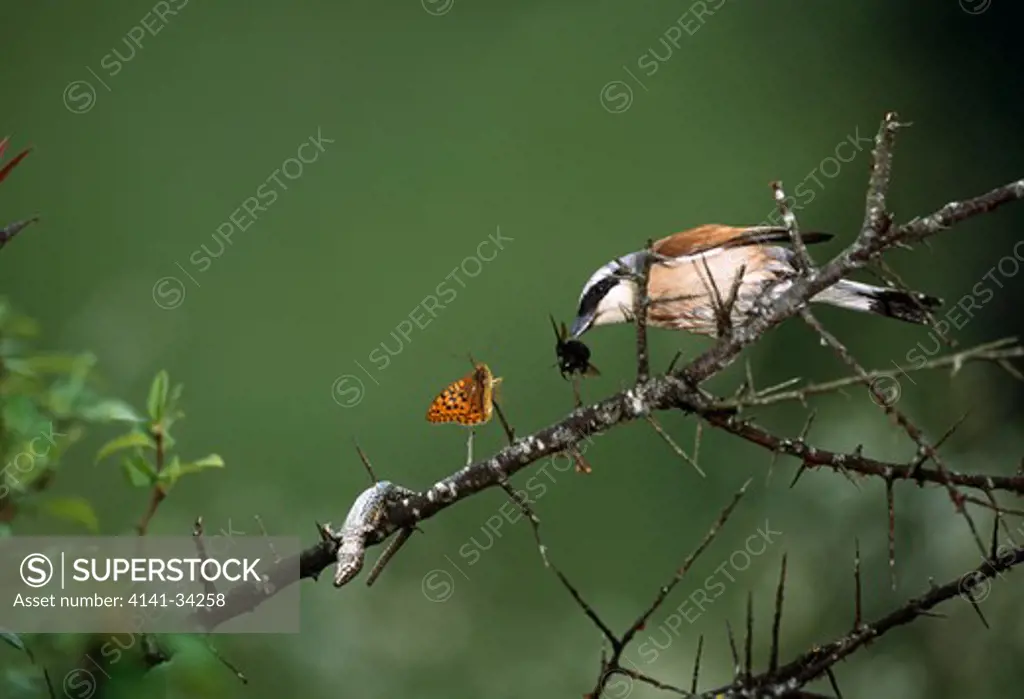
[712,337,1023,410]
[110,113,1024,695]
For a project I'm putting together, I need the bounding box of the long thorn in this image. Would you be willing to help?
[744,590,754,681]
[887,478,897,591]
[769,553,787,673]
[726,620,741,680]
[854,538,863,630]
[354,441,379,484]
[691,635,704,694]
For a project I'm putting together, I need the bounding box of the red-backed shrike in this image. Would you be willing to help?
[570,224,941,338]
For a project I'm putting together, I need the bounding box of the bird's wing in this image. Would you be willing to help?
[653,225,833,259]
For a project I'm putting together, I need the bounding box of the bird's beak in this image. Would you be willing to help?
[569,312,594,339]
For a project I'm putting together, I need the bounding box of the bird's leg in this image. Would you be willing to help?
[572,378,582,408]
[466,428,475,466]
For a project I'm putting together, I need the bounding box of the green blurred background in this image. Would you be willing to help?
[2,0,1023,696]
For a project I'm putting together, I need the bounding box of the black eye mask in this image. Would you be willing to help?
[576,276,621,319]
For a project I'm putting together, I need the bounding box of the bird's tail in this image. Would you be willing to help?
[812,279,942,325]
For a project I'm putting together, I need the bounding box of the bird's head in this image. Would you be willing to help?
[569,253,642,338]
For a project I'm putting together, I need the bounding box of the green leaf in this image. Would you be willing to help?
[95,431,155,464]
[147,370,170,422]
[78,399,143,424]
[48,354,98,415]
[122,454,157,488]
[17,353,85,375]
[184,453,225,471]
[0,357,33,375]
[1,395,48,436]
[169,382,184,409]
[161,453,225,486]
[0,336,25,358]
[38,496,99,533]
[1,629,25,652]
[159,455,182,485]
[0,304,39,338]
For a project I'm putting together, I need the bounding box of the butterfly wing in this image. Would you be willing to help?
[426,373,473,424]
[426,364,497,426]
[471,364,497,425]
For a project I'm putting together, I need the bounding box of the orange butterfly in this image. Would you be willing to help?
[426,363,502,425]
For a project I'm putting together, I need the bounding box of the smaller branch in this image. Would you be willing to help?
[135,425,167,536]
[492,399,516,444]
[895,178,1024,245]
[617,666,691,696]
[499,477,549,565]
[635,240,656,382]
[772,180,814,273]
[762,546,1024,694]
[497,451,619,683]
[562,569,621,654]
[254,514,281,563]
[620,481,750,650]
[694,256,745,340]
[192,517,218,596]
[706,411,1024,497]
[800,309,986,557]
[205,640,248,684]
[859,111,905,241]
[909,409,971,476]
[646,415,706,478]
[706,546,1024,697]
[577,483,751,698]
[711,338,1023,410]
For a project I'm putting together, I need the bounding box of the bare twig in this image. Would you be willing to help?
[800,309,986,559]
[635,239,656,382]
[712,338,1023,410]
[646,415,706,478]
[773,180,814,273]
[703,545,1024,697]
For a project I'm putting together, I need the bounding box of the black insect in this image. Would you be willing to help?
[550,315,600,380]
